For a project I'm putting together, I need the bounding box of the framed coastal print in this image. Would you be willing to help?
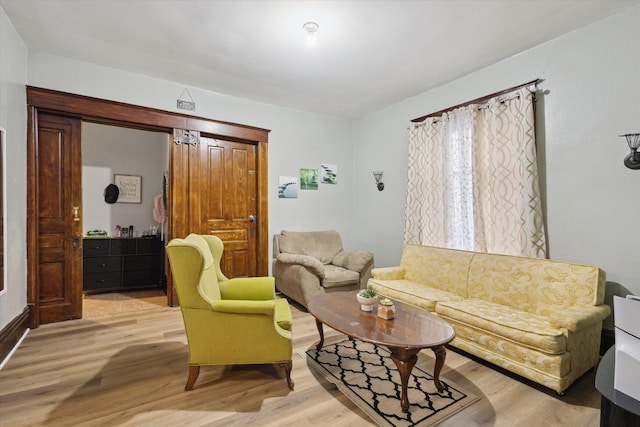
[114,174,142,203]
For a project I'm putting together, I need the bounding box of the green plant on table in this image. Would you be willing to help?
[358,286,378,298]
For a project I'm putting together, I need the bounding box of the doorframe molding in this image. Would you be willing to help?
[26,86,270,322]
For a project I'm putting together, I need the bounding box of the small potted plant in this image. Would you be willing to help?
[357,286,378,311]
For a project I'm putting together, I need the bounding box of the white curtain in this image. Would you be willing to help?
[404,87,546,258]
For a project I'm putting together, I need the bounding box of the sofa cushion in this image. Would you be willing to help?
[467,252,606,315]
[368,278,464,312]
[279,230,343,264]
[436,298,567,355]
[332,250,373,272]
[448,323,571,379]
[400,245,473,298]
[323,265,360,289]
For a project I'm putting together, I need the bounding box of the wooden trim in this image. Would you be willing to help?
[0,307,30,365]
[187,117,268,143]
[167,129,190,307]
[257,140,269,276]
[411,79,540,123]
[26,105,39,328]
[26,86,271,139]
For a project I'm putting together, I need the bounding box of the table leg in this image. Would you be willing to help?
[389,347,420,413]
[315,318,325,350]
[431,345,446,392]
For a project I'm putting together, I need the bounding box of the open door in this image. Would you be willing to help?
[32,113,83,324]
[190,135,258,277]
[167,129,269,305]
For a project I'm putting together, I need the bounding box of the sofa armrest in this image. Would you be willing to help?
[332,250,374,273]
[219,277,275,300]
[549,304,611,331]
[276,253,325,279]
[371,266,404,280]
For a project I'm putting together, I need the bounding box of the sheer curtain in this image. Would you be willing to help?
[405,87,546,257]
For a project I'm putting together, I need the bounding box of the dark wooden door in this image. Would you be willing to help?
[189,135,258,278]
[36,113,83,323]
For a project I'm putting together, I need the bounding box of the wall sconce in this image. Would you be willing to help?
[372,171,384,191]
[619,133,640,170]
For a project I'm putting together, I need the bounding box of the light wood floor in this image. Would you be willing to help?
[0,296,601,426]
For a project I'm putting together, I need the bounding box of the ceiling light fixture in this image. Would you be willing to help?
[303,21,319,46]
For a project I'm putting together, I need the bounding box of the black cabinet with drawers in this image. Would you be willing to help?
[83,237,164,293]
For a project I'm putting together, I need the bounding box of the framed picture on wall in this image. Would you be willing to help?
[321,163,337,184]
[278,176,298,199]
[114,174,142,203]
[0,127,5,295]
[299,168,318,190]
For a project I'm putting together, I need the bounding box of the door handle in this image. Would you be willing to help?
[72,234,81,249]
[249,215,256,238]
[72,206,80,222]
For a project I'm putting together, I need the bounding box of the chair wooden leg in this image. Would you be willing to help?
[185,365,200,391]
[278,361,294,390]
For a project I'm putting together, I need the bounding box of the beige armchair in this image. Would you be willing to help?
[273,230,374,308]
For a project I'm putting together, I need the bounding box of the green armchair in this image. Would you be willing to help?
[166,233,294,391]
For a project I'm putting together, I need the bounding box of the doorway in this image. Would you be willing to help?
[82,123,169,243]
[26,86,271,327]
[81,123,169,313]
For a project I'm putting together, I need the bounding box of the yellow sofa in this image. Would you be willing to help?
[368,245,611,393]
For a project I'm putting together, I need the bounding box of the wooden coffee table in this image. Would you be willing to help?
[307,292,455,413]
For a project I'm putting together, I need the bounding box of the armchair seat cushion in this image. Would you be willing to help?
[323,265,360,289]
[437,299,566,354]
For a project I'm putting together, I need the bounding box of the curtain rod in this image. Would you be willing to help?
[411,79,540,123]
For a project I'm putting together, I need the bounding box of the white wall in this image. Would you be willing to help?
[0,7,27,330]
[82,123,169,238]
[352,5,640,328]
[26,52,355,262]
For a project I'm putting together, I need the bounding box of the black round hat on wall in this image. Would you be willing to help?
[104,184,120,204]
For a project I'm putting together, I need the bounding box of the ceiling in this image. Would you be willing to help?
[2,0,638,118]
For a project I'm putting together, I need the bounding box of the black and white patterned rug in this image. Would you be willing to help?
[300,339,479,426]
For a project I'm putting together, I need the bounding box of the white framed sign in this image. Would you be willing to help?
[114,174,142,203]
